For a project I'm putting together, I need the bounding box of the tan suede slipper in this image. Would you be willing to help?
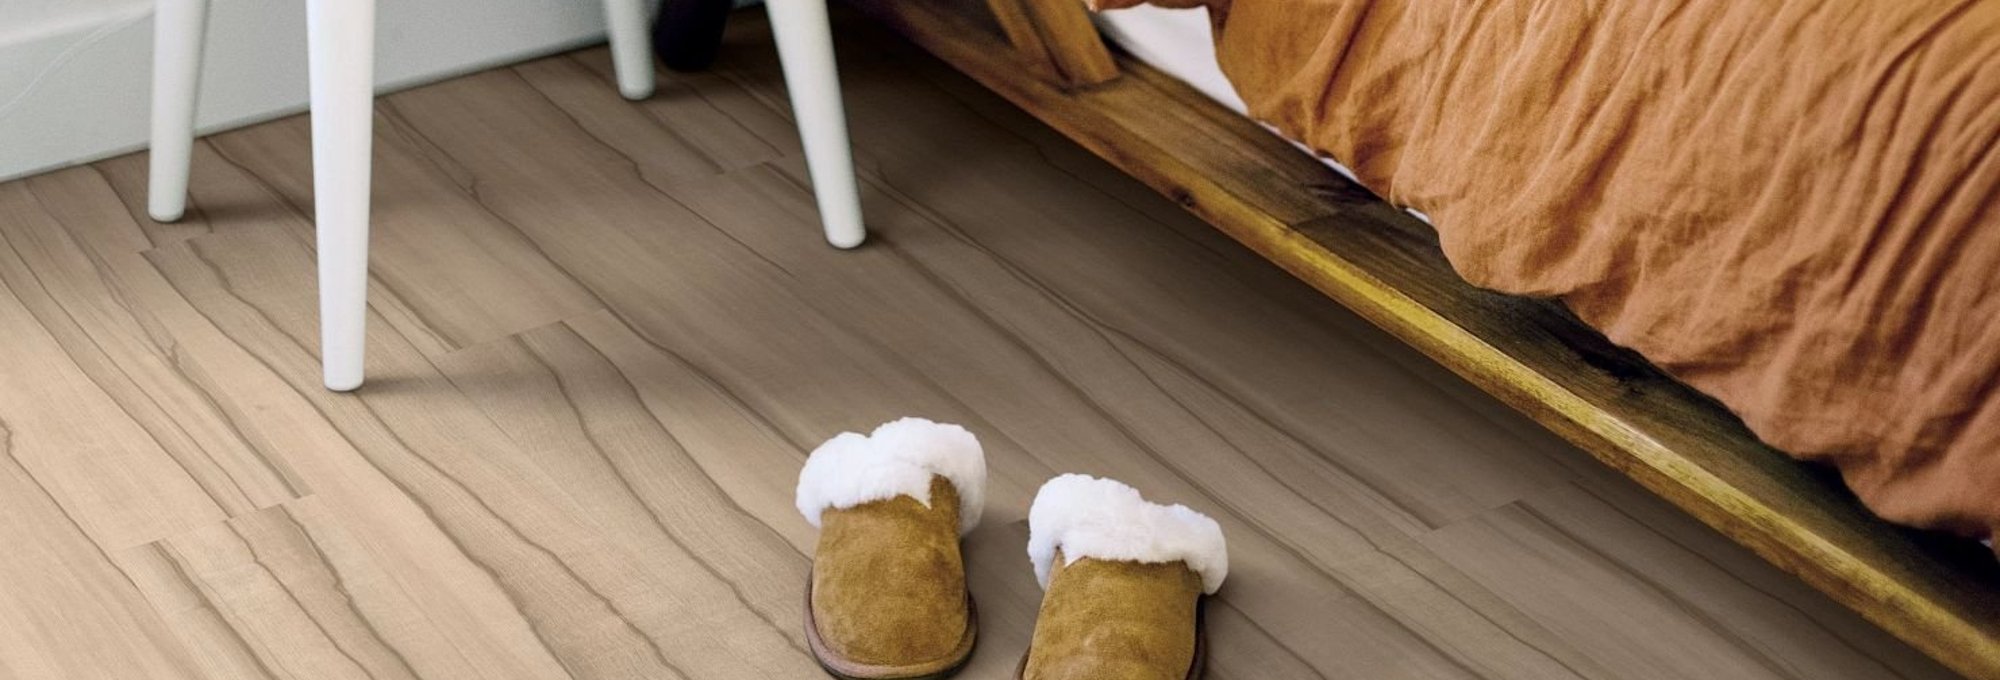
[797,418,986,679]
[1018,474,1228,680]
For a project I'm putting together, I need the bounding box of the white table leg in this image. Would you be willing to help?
[148,0,210,222]
[766,0,865,249]
[306,0,375,391]
[603,0,656,100]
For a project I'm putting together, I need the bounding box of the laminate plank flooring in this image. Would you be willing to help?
[0,425,204,680]
[115,498,482,680]
[0,7,1968,679]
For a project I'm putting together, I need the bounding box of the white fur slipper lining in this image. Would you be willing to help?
[1028,474,1229,594]
[796,418,986,535]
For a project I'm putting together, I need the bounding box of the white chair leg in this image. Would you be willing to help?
[603,0,656,100]
[766,0,865,249]
[148,0,209,222]
[306,0,375,392]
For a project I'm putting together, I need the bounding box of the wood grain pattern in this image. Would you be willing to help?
[6,169,306,511]
[0,419,204,680]
[197,115,608,355]
[1418,480,1940,680]
[0,5,1974,679]
[0,183,230,549]
[117,498,483,680]
[843,1,2000,677]
[982,0,1119,87]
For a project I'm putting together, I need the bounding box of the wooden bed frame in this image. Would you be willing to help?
[838,0,2000,676]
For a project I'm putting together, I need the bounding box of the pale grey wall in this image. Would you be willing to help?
[0,0,640,181]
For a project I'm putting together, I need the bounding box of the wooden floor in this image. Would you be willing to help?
[0,9,1968,679]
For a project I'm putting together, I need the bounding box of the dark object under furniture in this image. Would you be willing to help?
[653,0,736,71]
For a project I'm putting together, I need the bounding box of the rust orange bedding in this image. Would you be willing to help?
[1104,0,2000,542]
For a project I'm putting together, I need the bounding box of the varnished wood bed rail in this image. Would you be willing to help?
[844,0,2000,677]
[982,0,1119,87]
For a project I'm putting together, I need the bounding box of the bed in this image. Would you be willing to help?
[1096,0,2000,541]
[843,0,2000,677]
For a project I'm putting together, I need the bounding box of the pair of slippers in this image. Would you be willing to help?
[796,418,1228,680]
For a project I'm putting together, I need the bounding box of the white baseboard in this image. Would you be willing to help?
[0,0,632,181]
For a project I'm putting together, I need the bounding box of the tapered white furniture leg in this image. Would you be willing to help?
[307,0,375,391]
[148,0,209,222]
[603,0,656,100]
[765,0,865,248]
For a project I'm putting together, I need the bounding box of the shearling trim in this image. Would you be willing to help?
[1027,474,1228,594]
[796,418,986,535]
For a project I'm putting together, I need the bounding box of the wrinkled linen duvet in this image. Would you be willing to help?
[1102,0,2000,543]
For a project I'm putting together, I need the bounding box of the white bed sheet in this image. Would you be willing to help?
[1089,5,1246,112]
